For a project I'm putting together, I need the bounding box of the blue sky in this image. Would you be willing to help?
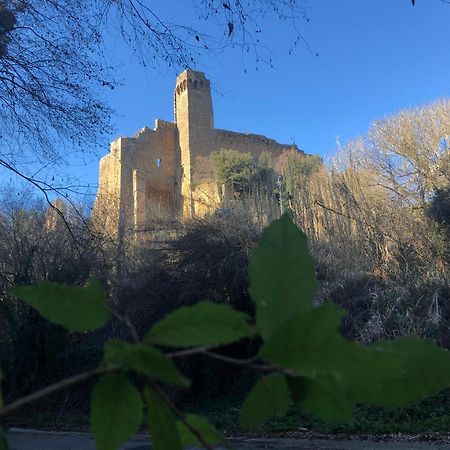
[103,0,449,155]
[10,0,450,193]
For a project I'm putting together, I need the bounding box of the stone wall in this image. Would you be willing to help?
[214,129,299,158]
[93,119,179,236]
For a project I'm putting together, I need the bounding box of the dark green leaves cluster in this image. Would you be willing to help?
[212,149,256,192]
[11,282,247,449]
[8,213,450,449]
[243,213,450,425]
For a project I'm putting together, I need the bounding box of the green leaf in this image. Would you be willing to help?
[259,303,405,422]
[91,373,143,450]
[288,337,450,421]
[105,340,190,387]
[260,303,401,379]
[176,414,224,447]
[144,301,253,348]
[0,427,9,450]
[287,376,355,423]
[259,303,350,377]
[366,337,450,407]
[144,386,182,450]
[249,214,318,340]
[259,303,358,423]
[12,279,110,332]
[240,373,292,428]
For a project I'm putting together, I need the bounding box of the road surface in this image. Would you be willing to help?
[6,429,450,450]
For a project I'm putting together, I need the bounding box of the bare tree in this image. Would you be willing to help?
[0,1,114,166]
[278,99,450,344]
[106,0,310,69]
[366,99,450,207]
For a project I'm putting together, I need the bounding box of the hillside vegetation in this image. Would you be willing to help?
[0,99,449,432]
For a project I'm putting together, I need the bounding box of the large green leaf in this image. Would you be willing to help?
[366,337,450,407]
[105,340,190,387]
[240,373,292,428]
[259,303,406,421]
[176,414,224,447]
[144,386,182,450]
[12,279,110,332]
[249,214,318,340]
[0,427,9,450]
[288,376,356,423]
[259,303,353,376]
[288,336,450,422]
[91,373,143,450]
[260,303,401,379]
[144,301,253,348]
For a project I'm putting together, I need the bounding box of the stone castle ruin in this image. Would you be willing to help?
[93,70,304,237]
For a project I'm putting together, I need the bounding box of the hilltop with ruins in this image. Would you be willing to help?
[93,70,305,237]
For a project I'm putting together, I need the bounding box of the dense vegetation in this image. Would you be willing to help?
[0,99,449,434]
[4,215,450,450]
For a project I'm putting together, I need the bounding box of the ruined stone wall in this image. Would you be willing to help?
[214,129,300,158]
[92,138,124,237]
[93,120,179,237]
[131,120,179,229]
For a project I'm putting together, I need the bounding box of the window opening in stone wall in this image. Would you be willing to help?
[156,158,162,168]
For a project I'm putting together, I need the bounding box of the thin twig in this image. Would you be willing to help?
[168,346,297,376]
[110,308,140,343]
[0,365,119,418]
[203,351,258,366]
[166,345,217,358]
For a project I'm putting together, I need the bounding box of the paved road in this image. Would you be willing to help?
[6,429,450,450]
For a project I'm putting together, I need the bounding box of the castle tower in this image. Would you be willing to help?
[93,69,307,240]
[174,70,214,217]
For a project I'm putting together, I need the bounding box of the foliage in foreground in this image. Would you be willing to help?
[2,215,450,449]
